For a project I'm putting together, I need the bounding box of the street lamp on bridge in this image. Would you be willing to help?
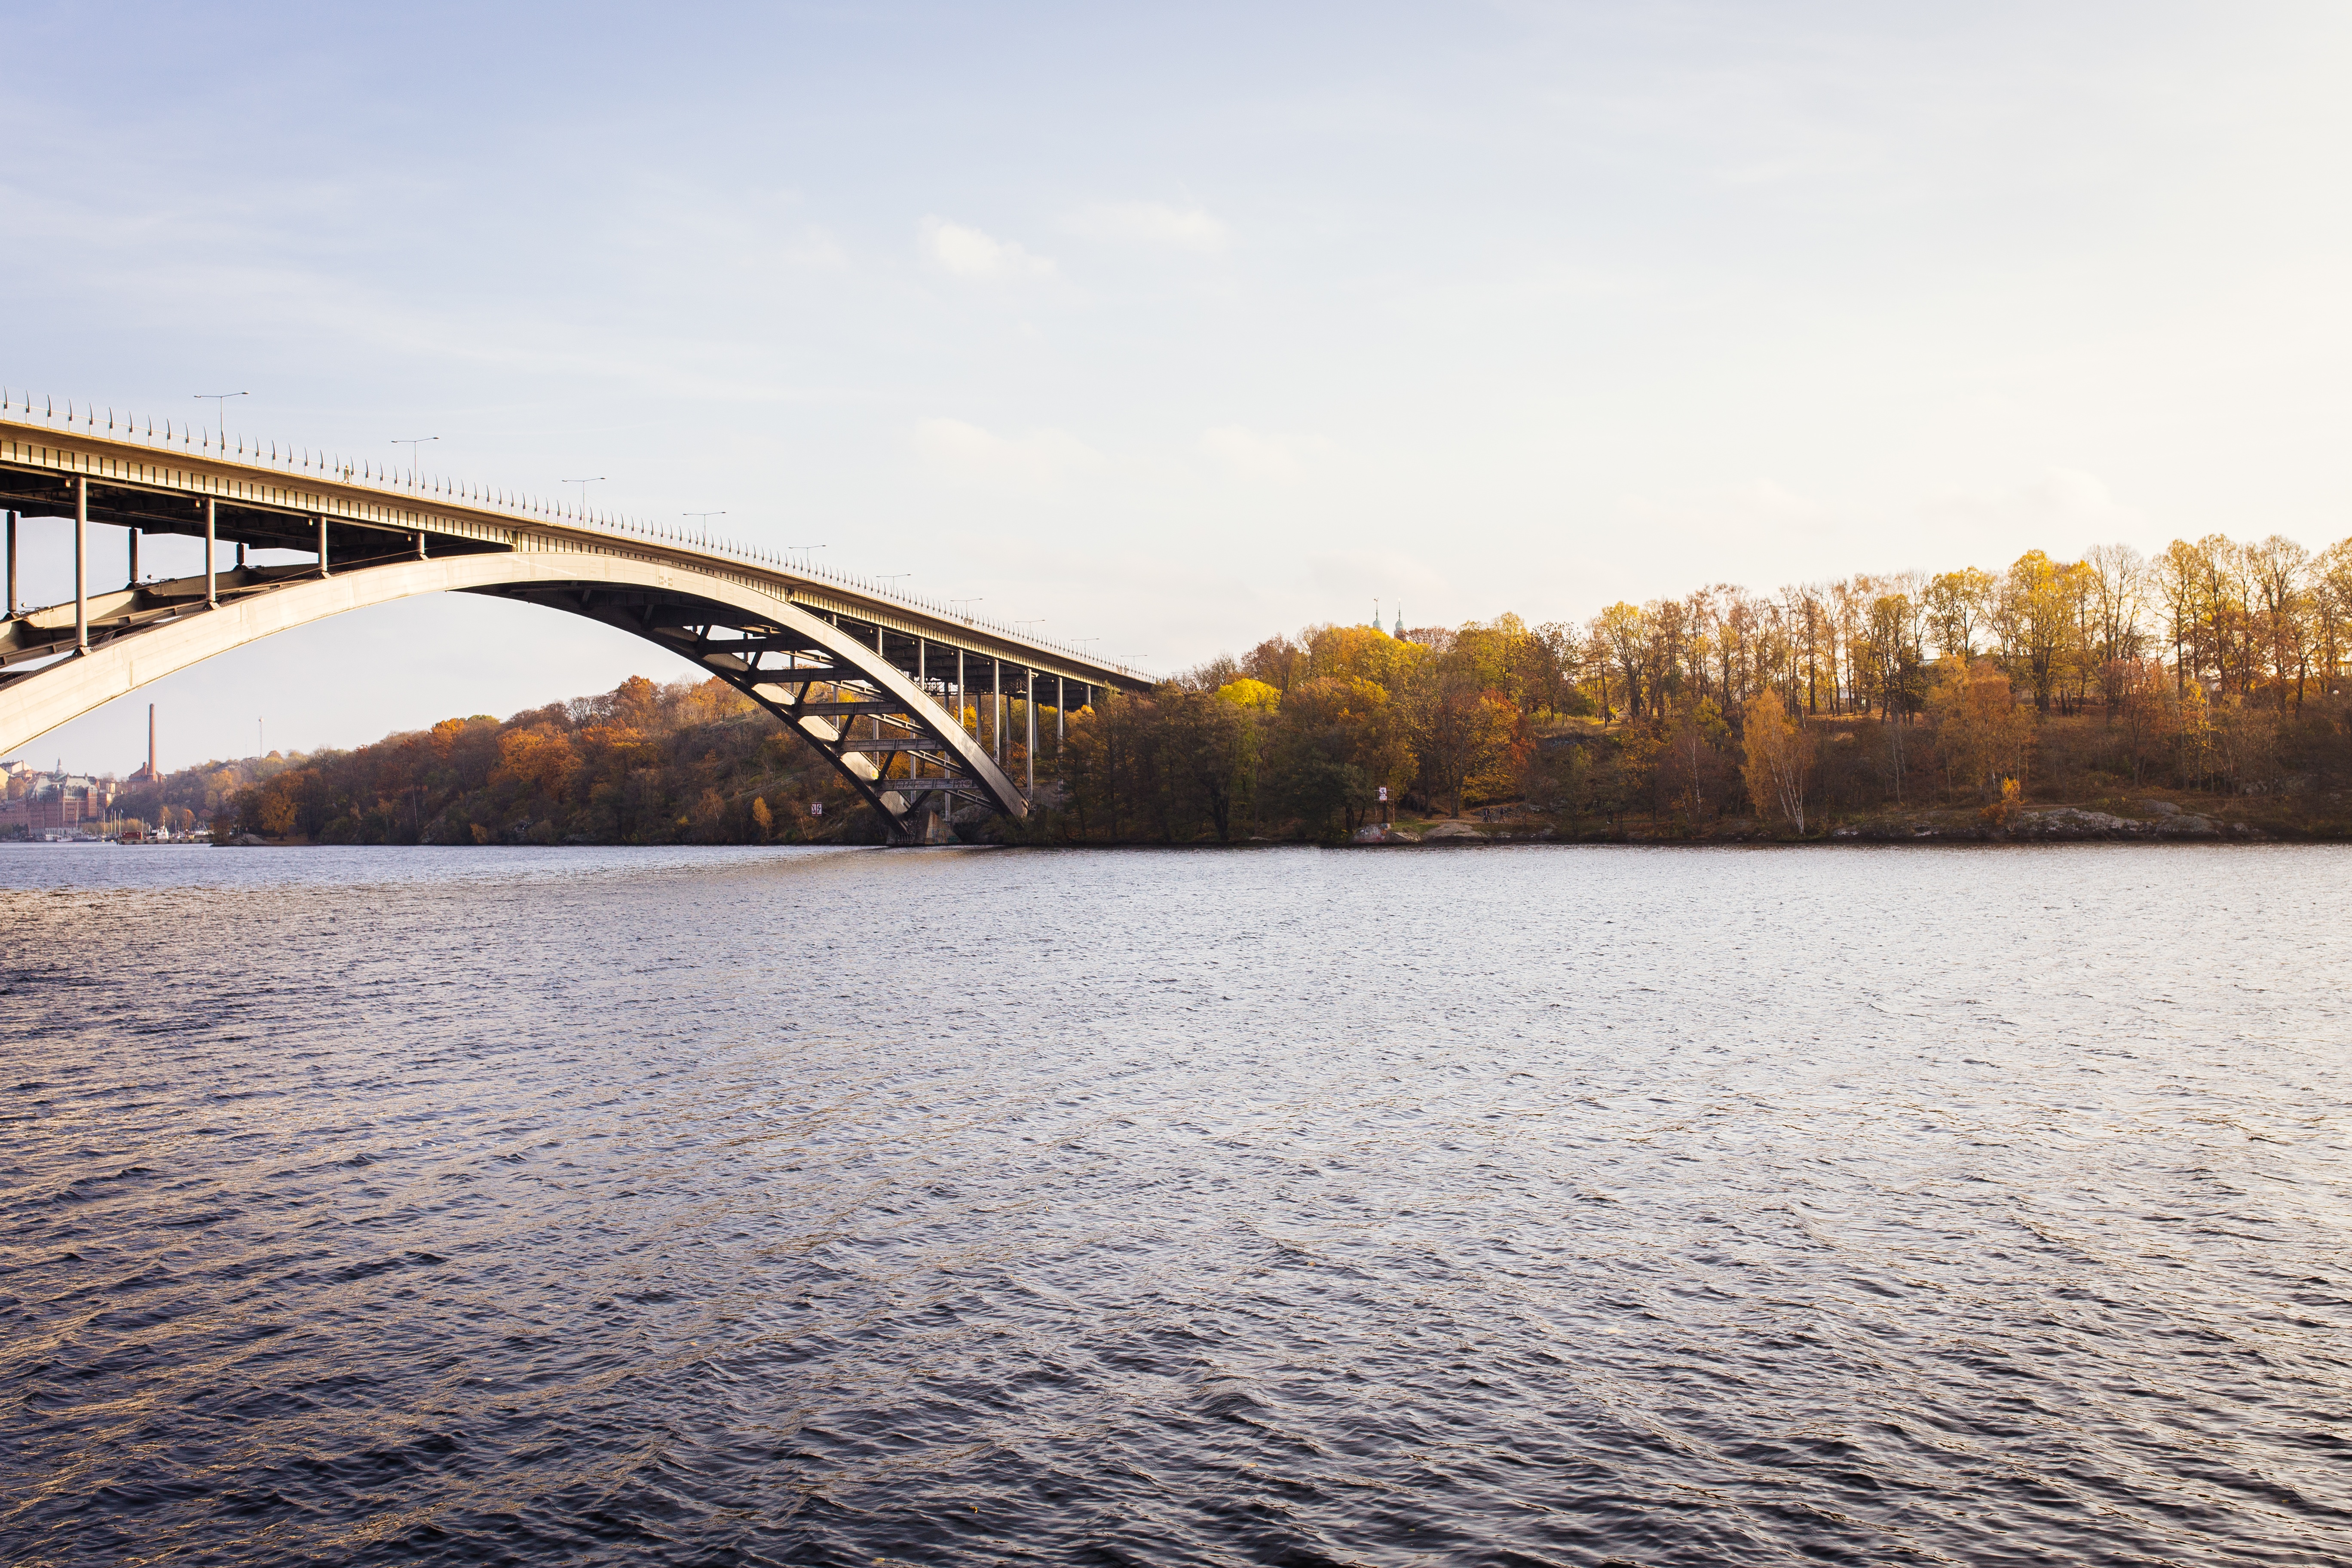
[194,392,247,446]
[562,476,606,518]
[392,436,439,486]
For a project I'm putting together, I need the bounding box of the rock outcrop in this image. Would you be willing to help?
[1829,807,2256,842]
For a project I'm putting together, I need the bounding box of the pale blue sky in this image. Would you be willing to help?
[9,2,2352,771]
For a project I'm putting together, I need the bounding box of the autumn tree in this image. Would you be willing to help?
[1260,680,1362,834]
[2107,658,2177,784]
[1659,700,1730,824]
[1995,551,2072,713]
[1925,568,1994,661]
[1589,602,1648,721]
[1406,675,1514,819]
[2248,534,2311,711]
[2084,544,2148,710]
[1738,693,1815,833]
[1927,660,2034,799]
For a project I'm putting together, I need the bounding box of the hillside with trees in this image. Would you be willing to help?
[113,675,871,847]
[1047,530,2352,842]
[92,530,2352,846]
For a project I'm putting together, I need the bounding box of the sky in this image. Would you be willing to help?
[6,1,2352,773]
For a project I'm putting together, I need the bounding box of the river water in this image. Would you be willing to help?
[2,842,2347,1566]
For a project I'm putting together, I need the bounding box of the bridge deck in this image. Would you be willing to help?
[0,407,1137,694]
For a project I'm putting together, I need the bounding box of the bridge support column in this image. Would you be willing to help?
[993,657,1003,765]
[204,499,217,609]
[958,649,968,735]
[316,515,330,579]
[128,528,140,588]
[1025,668,1036,796]
[5,510,15,618]
[415,530,427,560]
[1057,676,1065,744]
[74,477,87,653]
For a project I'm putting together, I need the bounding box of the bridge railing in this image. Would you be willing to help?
[0,390,1147,683]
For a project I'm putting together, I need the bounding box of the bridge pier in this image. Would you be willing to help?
[204,499,217,609]
[74,477,87,653]
[5,509,15,618]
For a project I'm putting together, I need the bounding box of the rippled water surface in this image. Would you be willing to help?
[3,842,2349,1566]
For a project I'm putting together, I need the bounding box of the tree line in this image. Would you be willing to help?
[99,530,2352,846]
[1044,532,2352,841]
[120,676,882,846]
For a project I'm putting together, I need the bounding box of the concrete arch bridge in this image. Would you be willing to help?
[0,404,1141,842]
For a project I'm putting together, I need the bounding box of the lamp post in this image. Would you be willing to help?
[392,436,439,485]
[194,392,247,446]
[562,477,606,518]
[684,511,726,545]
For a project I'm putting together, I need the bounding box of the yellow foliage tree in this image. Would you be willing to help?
[1215,677,1283,713]
[490,724,581,801]
[1738,693,1814,833]
[1928,659,2034,799]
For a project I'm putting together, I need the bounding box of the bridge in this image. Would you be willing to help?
[0,397,1143,843]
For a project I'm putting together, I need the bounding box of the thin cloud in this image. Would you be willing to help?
[1068,202,1230,254]
[1200,425,1333,483]
[920,217,1055,279]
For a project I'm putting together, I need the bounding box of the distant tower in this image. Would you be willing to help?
[1393,604,1405,639]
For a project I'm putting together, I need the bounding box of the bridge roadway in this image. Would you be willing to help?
[0,401,1141,842]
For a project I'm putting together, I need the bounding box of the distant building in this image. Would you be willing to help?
[0,769,120,834]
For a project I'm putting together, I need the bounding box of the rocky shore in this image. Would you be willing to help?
[1348,798,2289,845]
[1827,805,2265,842]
